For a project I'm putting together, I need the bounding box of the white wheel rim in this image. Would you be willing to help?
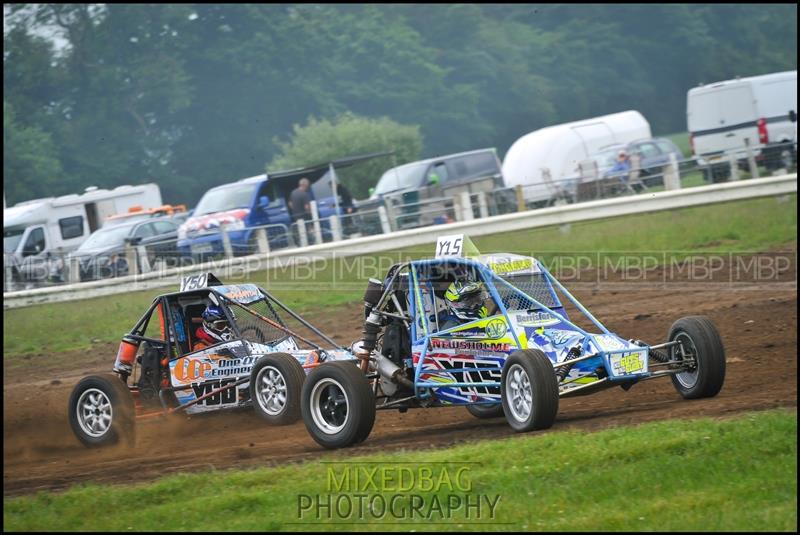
[675,333,699,389]
[505,364,533,422]
[309,377,349,435]
[256,366,288,416]
[76,388,113,438]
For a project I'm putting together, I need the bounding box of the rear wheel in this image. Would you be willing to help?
[301,361,375,449]
[466,403,504,419]
[501,350,559,432]
[68,373,135,448]
[250,353,306,425]
[669,316,726,399]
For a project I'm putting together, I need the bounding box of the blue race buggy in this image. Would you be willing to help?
[299,236,726,448]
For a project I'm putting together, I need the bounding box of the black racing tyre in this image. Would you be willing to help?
[465,403,505,419]
[301,361,375,449]
[68,373,135,448]
[710,163,730,183]
[501,349,559,432]
[669,316,726,399]
[250,353,306,425]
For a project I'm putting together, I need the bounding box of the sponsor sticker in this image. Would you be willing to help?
[609,351,646,376]
[515,311,558,327]
[484,318,507,339]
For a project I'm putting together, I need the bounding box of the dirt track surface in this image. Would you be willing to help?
[4,263,797,496]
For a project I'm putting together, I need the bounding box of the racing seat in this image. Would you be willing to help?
[184,303,209,352]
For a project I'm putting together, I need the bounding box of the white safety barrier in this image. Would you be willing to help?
[4,174,796,309]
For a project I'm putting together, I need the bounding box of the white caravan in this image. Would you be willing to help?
[4,184,162,282]
[687,70,797,180]
[502,110,651,206]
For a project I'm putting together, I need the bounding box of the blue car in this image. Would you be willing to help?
[299,235,726,449]
[178,153,389,259]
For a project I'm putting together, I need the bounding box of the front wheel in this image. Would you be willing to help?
[301,361,375,449]
[68,373,135,448]
[501,349,559,432]
[669,316,726,399]
[250,353,306,425]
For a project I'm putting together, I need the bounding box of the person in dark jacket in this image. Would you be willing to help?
[288,178,313,245]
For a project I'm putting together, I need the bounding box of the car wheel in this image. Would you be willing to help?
[250,353,306,425]
[301,361,375,449]
[466,403,504,419]
[501,349,559,432]
[68,373,135,448]
[669,316,726,399]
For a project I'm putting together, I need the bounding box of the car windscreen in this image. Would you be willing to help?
[228,297,290,346]
[103,213,152,228]
[193,182,257,216]
[373,163,427,195]
[3,226,25,253]
[495,272,560,311]
[77,224,134,251]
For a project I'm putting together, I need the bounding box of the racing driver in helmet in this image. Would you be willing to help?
[439,279,489,330]
[194,305,234,350]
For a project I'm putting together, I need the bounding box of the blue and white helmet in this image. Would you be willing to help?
[202,305,234,342]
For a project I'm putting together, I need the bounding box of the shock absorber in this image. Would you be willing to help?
[631,339,670,363]
[556,346,582,382]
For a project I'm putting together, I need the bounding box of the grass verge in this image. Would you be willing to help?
[4,409,797,531]
[3,194,796,360]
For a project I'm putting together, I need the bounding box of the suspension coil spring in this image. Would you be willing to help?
[556,346,582,381]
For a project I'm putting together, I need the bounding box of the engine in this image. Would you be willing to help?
[356,276,414,396]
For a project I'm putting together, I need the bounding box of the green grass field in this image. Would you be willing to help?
[4,409,796,531]
[3,195,796,361]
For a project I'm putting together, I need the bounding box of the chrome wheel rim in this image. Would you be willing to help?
[675,333,700,389]
[310,378,349,435]
[76,388,113,438]
[256,366,287,416]
[506,364,533,422]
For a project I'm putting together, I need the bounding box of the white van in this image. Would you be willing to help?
[502,111,652,206]
[4,184,162,283]
[687,70,797,180]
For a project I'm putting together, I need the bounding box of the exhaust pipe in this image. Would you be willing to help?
[375,354,414,390]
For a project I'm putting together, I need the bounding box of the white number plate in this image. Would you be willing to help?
[191,243,214,254]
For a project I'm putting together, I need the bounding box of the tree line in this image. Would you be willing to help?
[4,4,797,204]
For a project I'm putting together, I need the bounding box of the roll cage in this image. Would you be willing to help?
[123,285,343,362]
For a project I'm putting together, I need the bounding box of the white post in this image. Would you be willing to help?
[728,152,740,181]
[4,258,13,291]
[309,200,323,244]
[296,220,309,247]
[329,163,341,219]
[152,258,166,274]
[125,245,139,276]
[330,214,343,242]
[377,206,392,235]
[744,138,759,179]
[255,227,270,254]
[68,256,81,284]
[477,191,489,219]
[383,200,397,232]
[663,153,682,190]
[136,245,151,273]
[221,225,233,259]
[459,191,474,221]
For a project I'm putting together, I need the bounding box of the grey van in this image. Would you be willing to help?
[369,148,503,200]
